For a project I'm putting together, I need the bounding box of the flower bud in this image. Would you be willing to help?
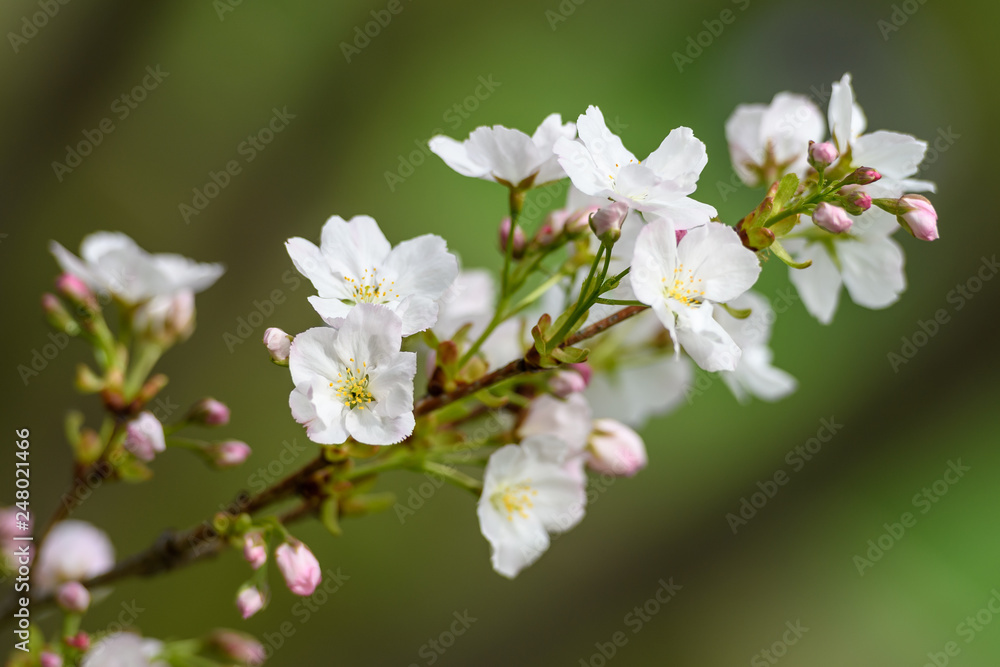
[65,632,90,651]
[275,541,322,596]
[812,203,853,234]
[187,398,230,426]
[564,205,601,235]
[56,581,91,613]
[896,194,938,241]
[263,327,292,366]
[549,370,588,398]
[40,652,63,667]
[236,585,266,619]
[498,218,527,258]
[56,273,97,312]
[209,440,252,468]
[133,291,196,345]
[243,532,267,570]
[536,209,570,246]
[589,202,628,245]
[841,166,881,186]
[206,629,266,665]
[587,419,647,477]
[839,185,872,215]
[42,293,81,336]
[123,412,166,462]
[74,364,104,394]
[808,141,839,171]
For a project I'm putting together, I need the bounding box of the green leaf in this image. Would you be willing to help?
[721,304,752,319]
[769,239,813,269]
[772,173,800,212]
[117,458,152,482]
[768,213,799,238]
[320,497,342,536]
[551,345,589,364]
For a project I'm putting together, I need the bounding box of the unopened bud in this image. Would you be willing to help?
[56,581,91,613]
[40,652,63,667]
[896,194,939,241]
[56,273,97,312]
[65,632,90,651]
[498,217,527,258]
[564,205,601,235]
[808,141,839,171]
[236,585,266,619]
[243,532,267,570]
[42,293,81,336]
[839,185,872,215]
[187,398,230,426]
[123,412,166,462]
[841,166,881,186]
[812,203,853,234]
[263,327,292,365]
[536,209,570,246]
[587,419,647,477]
[209,440,252,468]
[275,541,322,596]
[206,629,266,665]
[549,369,588,397]
[590,202,628,245]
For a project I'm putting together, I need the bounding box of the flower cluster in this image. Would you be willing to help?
[16,71,940,665]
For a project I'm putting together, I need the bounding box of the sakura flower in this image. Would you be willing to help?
[236,586,266,619]
[432,269,496,342]
[517,394,592,458]
[275,541,322,596]
[554,106,716,227]
[477,435,587,578]
[587,419,647,477]
[50,232,223,305]
[81,633,166,667]
[712,291,797,403]
[287,215,458,336]
[132,290,197,344]
[429,114,576,189]
[631,220,761,372]
[288,304,416,445]
[123,412,166,462]
[725,92,825,186]
[36,520,114,593]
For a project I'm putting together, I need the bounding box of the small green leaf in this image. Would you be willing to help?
[768,213,799,238]
[772,173,799,212]
[721,304,752,319]
[551,345,589,364]
[769,239,813,269]
[320,497,342,536]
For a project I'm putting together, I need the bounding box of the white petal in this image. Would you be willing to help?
[676,303,742,372]
[367,350,416,417]
[288,327,344,386]
[79,231,141,264]
[675,223,761,302]
[308,295,356,327]
[585,354,692,428]
[346,408,414,445]
[428,135,489,178]
[287,237,345,298]
[332,304,404,366]
[713,290,773,349]
[554,137,609,197]
[575,106,637,175]
[643,126,709,190]
[517,394,592,454]
[722,346,798,403]
[50,240,101,287]
[381,234,459,300]
[319,215,392,280]
[839,237,906,310]
[630,219,677,305]
[392,296,440,336]
[465,125,542,185]
[290,378,349,445]
[828,73,856,151]
[725,104,767,186]
[852,130,927,180]
[761,93,825,166]
[787,243,842,325]
[531,113,576,184]
[153,254,225,294]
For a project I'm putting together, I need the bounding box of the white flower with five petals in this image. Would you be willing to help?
[554,106,716,227]
[286,215,458,337]
[477,435,586,579]
[429,114,576,189]
[631,220,761,372]
[288,305,416,446]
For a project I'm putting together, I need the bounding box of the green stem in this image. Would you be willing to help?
[123,341,163,400]
[421,461,484,494]
[595,298,645,306]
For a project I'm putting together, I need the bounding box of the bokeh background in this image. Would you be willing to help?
[2,0,998,665]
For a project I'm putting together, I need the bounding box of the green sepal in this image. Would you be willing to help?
[551,345,589,365]
[769,239,813,269]
[772,173,799,212]
[320,497,342,536]
[721,304,752,319]
[768,213,800,238]
[117,457,152,482]
[341,492,396,517]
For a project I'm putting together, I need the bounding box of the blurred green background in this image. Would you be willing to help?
[2,0,998,664]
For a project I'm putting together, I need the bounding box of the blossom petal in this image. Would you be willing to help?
[554,137,609,197]
[319,215,392,280]
[531,113,576,184]
[676,303,742,372]
[286,237,346,298]
[381,234,459,301]
[345,408,414,445]
[630,219,677,305]
[332,304,404,366]
[643,126,709,191]
[839,237,906,310]
[465,125,541,185]
[575,106,638,175]
[428,135,490,178]
[852,130,927,180]
[787,242,842,324]
[367,350,416,418]
[675,223,761,303]
[829,73,857,151]
[725,104,767,185]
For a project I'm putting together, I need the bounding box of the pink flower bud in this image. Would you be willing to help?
[564,205,601,235]
[243,532,267,570]
[236,586,266,619]
[589,202,629,245]
[56,581,91,613]
[42,293,81,336]
[812,203,853,234]
[124,412,166,462]
[897,194,938,241]
[56,273,97,311]
[587,419,647,477]
[211,441,252,468]
[40,652,63,667]
[263,327,291,365]
[498,218,527,258]
[188,398,230,426]
[207,630,266,665]
[549,370,588,398]
[808,141,839,170]
[843,166,881,186]
[275,541,322,596]
[536,209,570,246]
[65,632,90,651]
[839,185,872,214]
[568,362,593,386]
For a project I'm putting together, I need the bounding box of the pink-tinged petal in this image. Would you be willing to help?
[275,542,322,596]
[428,135,490,178]
[787,242,843,325]
[587,419,647,477]
[518,394,592,454]
[643,126,709,190]
[839,236,906,309]
[852,130,928,181]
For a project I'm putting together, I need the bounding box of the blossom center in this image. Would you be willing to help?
[343,267,399,304]
[661,263,704,307]
[329,358,374,410]
[491,481,539,522]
